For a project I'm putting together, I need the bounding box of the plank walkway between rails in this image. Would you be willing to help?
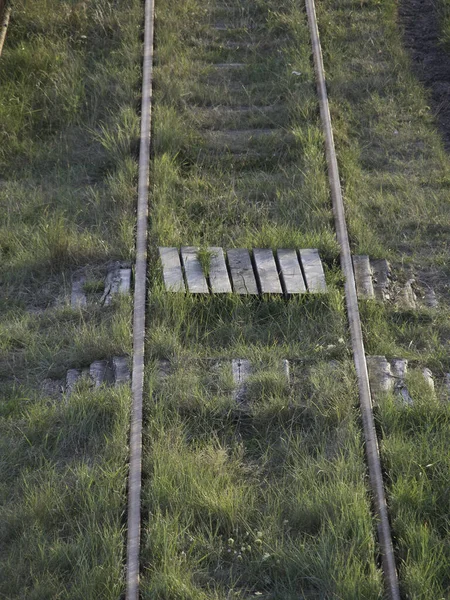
[209,247,232,294]
[228,248,259,295]
[158,247,327,296]
[253,248,283,294]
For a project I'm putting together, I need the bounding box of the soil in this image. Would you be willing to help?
[399,0,450,149]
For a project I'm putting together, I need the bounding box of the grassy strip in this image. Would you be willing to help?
[437,0,450,49]
[0,385,129,598]
[317,0,450,595]
[141,0,382,596]
[0,1,142,596]
[142,360,381,598]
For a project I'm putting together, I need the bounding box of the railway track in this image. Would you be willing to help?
[0,1,11,58]
[126,0,402,598]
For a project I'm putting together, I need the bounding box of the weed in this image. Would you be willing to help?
[196,246,215,279]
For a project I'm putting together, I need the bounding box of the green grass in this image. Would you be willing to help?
[143,0,450,596]
[2,0,450,596]
[141,0,382,597]
[142,360,381,598]
[437,0,450,50]
[0,384,130,598]
[0,0,141,597]
[317,0,450,596]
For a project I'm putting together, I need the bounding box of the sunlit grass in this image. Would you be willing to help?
[141,0,382,596]
[0,0,140,597]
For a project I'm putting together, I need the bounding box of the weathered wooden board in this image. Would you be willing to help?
[119,269,131,294]
[424,288,438,309]
[181,247,209,294]
[227,249,259,295]
[390,358,408,381]
[445,374,450,400]
[353,255,375,300]
[159,247,186,293]
[390,358,413,405]
[299,249,327,292]
[113,356,130,386]
[397,279,417,310]
[422,368,434,391]
[277,249,306,294]
[282,359,290,382]
[103,266,132,305]
[158,247,329,296]
[253,248,282,294]
[90,360,114,387]
[66,369,81,395]
[232,358,252,402]
[371,258,390,302]
[209,246,232,293]
[71,273,87,308]
[367,356,394,398]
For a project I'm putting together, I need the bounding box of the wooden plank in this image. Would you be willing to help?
[445,374,450,401]
[253,249,283,294]
[71,273,87,308]
[390,358,408,381]
[119,268,132,294]
[90,360,114,387]
[227,249,259,295]
[277,249,306,294]
[113,356,131,386]
[181,247,209,294]
[208,247,232,293]
[371,258,391,302]
[159,247,185,293]
[366,356,394,398]
[103,265,132,306]
[353,255,375,300]
[66,369,81,396]
[390,358,413,405]
[424,288,438,309]
[299,248,327,293]
[422,368,434,391]
[282,359,290,383]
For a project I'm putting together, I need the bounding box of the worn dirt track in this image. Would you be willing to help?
[400,0,450,149]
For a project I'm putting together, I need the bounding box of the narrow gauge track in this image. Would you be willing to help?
[127,0,400,598]
[0,2,11,58]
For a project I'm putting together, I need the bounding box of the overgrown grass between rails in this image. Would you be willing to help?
[0,0,143,596]
[145,285,348,360]
[150,0,337,252]
[142,0,383,595]
[142,360,382,599]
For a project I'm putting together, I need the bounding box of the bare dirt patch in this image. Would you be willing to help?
[400,0,450,149]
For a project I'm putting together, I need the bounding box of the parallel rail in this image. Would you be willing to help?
[0,2,11,58]
[305,1,400,598]
[127,0,401,598]
[126,0,155,597]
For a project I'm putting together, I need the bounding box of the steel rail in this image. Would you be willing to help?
[126,0,155,596]
[304,1,401,598]
[0,4,11,58]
